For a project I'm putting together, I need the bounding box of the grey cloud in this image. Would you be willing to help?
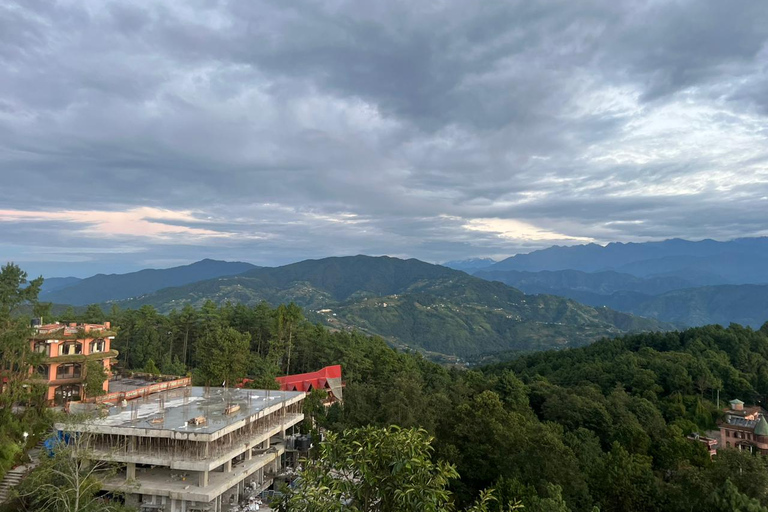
[0,0,767,275]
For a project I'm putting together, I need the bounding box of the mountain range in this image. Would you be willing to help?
[101,256,667,357]
[441,258,496,272]
[473,237,768,328]
[34,237,768,357]
[486,237,768,284]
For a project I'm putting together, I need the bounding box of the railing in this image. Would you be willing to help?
[56,371,82,380]
[84,413,303,462]
[83,377,192,404]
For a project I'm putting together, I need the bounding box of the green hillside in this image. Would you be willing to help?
[631,284,768,328]
[113,256,669,357]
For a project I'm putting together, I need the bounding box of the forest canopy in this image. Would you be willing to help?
[54,299,768,512]
[7,282,768,511]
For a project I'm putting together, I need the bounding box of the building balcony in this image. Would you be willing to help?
[43,350,119,365]
[85,413,303,472]
[102,443,285,503]
[51,374,84,384]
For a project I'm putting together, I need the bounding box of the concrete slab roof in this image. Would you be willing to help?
[80,387,304,435]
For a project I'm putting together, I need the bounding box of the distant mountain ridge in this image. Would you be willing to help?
[488,237,768,284]
[112,255,669,357]
[475,237,768,328]
[42,259,257,305]
[40,276,82,294]
[441,258,496,272]
[474,269,696,297]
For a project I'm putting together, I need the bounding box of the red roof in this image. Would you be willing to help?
[275,365,342,393]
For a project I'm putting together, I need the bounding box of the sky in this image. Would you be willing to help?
[1,1,768,277]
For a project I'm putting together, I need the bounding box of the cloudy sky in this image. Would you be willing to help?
[2,0,768,277]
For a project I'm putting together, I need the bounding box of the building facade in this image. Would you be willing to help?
[59,386,305,512]
[31,322,117,405]
[719,399,768,454]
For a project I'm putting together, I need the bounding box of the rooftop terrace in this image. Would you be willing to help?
[33,322,115,340]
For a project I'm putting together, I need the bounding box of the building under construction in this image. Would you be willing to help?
[57,386,305,512]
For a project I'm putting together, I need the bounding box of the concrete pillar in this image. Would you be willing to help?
[199,470,209,487]
[126,462,136,481]
[246,448,252,460]
[225,459,232,472]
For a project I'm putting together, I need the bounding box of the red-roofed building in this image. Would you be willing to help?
[275,365,343,404]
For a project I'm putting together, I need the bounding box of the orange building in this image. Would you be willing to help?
[30,321,118,405]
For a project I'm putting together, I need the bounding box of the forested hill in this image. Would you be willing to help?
[488,322,768,400]
[113,255,669,357]
[475,270,768,328]
[42,259,257,305]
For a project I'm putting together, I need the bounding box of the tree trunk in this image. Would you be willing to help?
[183,327,189,367]
[286,327,293,375]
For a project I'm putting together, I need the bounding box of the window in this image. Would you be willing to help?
[34,342,49,355]
[61,342,82,355]
[90,339,106,353]
[36,365,49,378]
[56,363,82,379]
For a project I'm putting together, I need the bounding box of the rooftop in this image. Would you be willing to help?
[72,386,304,436]
[727,416,759,429]
[33,322,115,339]
[108,375,171,394]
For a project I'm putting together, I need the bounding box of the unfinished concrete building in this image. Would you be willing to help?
[58,386,305,512]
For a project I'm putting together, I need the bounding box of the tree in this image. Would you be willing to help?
[0,264,47,480]
[277,303,303,374]
[194,326,250,386]
[81,304,105,324]
[143,358,160,375]
[591,442,658,512]
[0,263,43,393]
[281,426,516,512]
[83,360,107,399]
[14,424,134,512]
[280,426,458,512]
[710,479,768,512]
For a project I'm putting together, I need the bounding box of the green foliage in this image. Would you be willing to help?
[71,292,768,512]
[281,426,510,512]
[143,358,160,375]
[81,304,105,324]
[710,479,768,512]
[13,426,135,512]
[0,263,47,481]
[193,326,251,386]
[159,355,186,376]
[83,360,107,398]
